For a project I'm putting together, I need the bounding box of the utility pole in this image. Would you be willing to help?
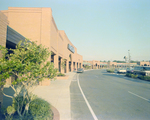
[128,50,131,68]
[124,56,127,68]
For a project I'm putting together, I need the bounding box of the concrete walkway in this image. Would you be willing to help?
[33,71,77,120]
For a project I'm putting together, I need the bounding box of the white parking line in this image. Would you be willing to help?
[128,91,149,101]
[77,74,98,120]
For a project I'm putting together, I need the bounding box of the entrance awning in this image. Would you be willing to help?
[6,26,26,49]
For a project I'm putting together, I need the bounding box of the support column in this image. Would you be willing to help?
[61,58,64,74]
[66,60,69,73]
[71,61,73,72]
[58,57,62,73]
[54,54,58,69]
[74,62,77,71]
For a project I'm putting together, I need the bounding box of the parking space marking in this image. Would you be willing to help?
[95,75,98,78]
[77,74,98,120]
[128,91,149,102]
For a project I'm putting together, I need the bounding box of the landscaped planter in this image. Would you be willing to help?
[51,105,60,120]
[56,75,69,80]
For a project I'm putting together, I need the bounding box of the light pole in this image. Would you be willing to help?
[124,56,127,68]
[128,50,131,68]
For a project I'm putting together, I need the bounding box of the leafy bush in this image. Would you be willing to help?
[0,105,16,120]
[1,96,53,120]
[12,95,31,115]
[131,74,138,78]
[106,69,114,73]
[126,73,150,80]
[0,40,58,118]
[139,75,150,81]
[83,65,91,70]
[57,73,65,76]
[126,73,131,77]
[144,76,150,80]
[126,73,138,78]
[29,98,53,120]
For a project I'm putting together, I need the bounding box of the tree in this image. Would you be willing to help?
[61,59,66,69]
[0,39,58,119]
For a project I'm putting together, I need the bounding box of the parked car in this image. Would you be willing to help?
[117,68,126,73]
[133,66,150,76]
[77,68,84,73]
[126,67,134,74]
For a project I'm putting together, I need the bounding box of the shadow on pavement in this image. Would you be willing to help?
[3,86,15,107]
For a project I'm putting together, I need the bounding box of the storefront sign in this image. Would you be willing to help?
[68,44,75,53]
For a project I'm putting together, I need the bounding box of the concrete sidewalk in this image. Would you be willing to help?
[33,71,77,120]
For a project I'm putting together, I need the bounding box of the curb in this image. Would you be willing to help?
[51,105,60,120]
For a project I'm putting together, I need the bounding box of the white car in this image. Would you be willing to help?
[117,68,126,73]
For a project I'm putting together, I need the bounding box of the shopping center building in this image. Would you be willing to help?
[0,7,83,106]
[0,7,83,73]
[83,60,138,69]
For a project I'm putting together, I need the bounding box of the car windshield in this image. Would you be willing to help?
[77,68,83,70]
[143,67,150,71]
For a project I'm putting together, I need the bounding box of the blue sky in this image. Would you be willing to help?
[1,0,150,61]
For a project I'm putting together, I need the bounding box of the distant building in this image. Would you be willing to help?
[83,61,138,69]
[1,7,83,74]
[137,61,150,66]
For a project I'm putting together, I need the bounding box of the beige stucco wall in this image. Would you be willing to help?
[58,32,64,57]
[1,7,83,75]
[0,11,8,106]
[0,11,8,48]
[137,61,150,66]
[2,8,42,44]
[51,17,58,54]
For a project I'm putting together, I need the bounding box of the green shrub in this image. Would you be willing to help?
[106,69,114,73]
[126,73,131,77]
[29,98,53,120]
[0,105,16,120]
[12,95,31,115]
[138,75,144,80]
[126,73,150,80]
[126,73,138,78]
[131,74,138,78]
[139,75,150,81]
[3,95,53,120]
[83,65,91,70]
[57,73,65,76]
[144,76,150,80]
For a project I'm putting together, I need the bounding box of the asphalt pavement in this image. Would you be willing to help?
[2,71,77,120]
[70,69,150,120]
[33,71,77,120]
[2,69,150,120]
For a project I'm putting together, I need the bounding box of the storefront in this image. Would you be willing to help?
[0,7,83,105]
[1,7,83,74]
